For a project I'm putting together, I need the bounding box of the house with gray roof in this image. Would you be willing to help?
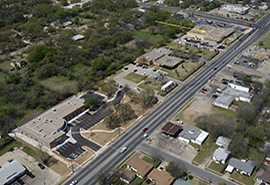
[226,158,256,176]
[178,125,208,145]
[216,136,232,149]
[213,147,230,164]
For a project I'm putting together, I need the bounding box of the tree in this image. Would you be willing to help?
[259,41,264,46]
[84,97,97,108]
[36,144,50,165]
[61,0,68,6]
[228,135,248,158]
[243,76,252,85]
[237,103,256,124]
[165,161,185,178]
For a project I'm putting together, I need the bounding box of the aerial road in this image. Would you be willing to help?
[65,13,270,185]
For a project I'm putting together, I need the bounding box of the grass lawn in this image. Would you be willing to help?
[230,171,255,185]
[142,156,161,168]
[162,61,204,81]
[123,72,148,83]
[40,76,78,93]
[208,161,226,174]
[256,31,270,49]
[0,140,23,156]
[131,176,144,185]
[138,77,163,91]
[212,105,237,119]
[132,30,164,47]
[166,42,216,61]
[192,139,218,164]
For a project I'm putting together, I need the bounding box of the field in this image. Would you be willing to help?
[256,31,270,49]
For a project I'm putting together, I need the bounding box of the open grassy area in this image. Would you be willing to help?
[123,72,148,83]
[212,105,238,119]
[162,61,204,81]
[256,31,270,49]
[230,170,256,185]
[40,75,78,93]
[131,176,144,185]
[0,140,23,156]
[192,139,218,164]
[138,77,163,91]
[208,161,227,174]
[132,30,164,47]
[166,42,216,61]
[142,156,161,168]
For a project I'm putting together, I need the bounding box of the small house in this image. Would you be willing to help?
[213,148,230,164]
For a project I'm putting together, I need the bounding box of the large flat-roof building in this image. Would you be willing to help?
[135,48,172,66]
[18,96,85,149]
[0,160,26,185]
[186,25,234,44]
[214,87,253,109]
[221,5,249,15]
[178,125,208,145]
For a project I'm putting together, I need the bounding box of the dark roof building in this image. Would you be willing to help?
[161,122,182,137]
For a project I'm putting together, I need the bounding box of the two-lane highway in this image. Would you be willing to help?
[65,12,270,185]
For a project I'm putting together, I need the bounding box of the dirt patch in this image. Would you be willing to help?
[179,97,213,125]
[76,147,95,165]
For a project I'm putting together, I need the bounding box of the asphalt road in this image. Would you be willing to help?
[139,3,253,27]
[64,13,270,185]
[137,143,234,185]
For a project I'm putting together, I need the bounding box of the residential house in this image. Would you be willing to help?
[156,0,165,4]
[213,148,230,164]
[226,158,256,176]
[148,168,175,185]
[178,125,209,145]
[256,168,270,184]
[120,169,136,184]
[126,157,154,178]
[216,136,231,149]
[173,179,193,185]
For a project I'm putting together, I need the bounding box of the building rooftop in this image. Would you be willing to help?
[228,158,256,175]
[214,87,253,108]
[173,178,193,185]
[126,157,153,177]
[0,160,26,185]
[257,169,270,184]
[221,5,249,13]
[188,25,234,43]
[120,169,135,181]
[148,168,175,185]
[71,34,84,41]
[213,147,230,161]
[155,55,184,68]
[137,48,172,62]
[178,124,201,141]
[19,96,84,143]
[161,122,182,137]
[216,136,232,149]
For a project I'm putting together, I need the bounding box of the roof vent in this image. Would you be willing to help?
[189,129,194,134]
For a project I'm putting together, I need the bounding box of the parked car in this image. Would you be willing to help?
[120,147,127,154]
[17,179,24,185]
[143,127,148,132]
[201,90,205,94]
[153,68,157,72]
[123,66,128,70]
[8,147,14,152]
[38,163,45,170]
[26,171,35,178]
[133,69,137,72]
[70,180,78,185]
[234,61,240,65]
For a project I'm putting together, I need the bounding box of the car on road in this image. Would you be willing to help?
[143,127,148,132]
[214,67,217,70]
[70,180,78,185]
[143,133,149,138]
[38,163,45,170]
[120,147,127,154]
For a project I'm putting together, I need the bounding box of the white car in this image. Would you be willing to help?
[143,133,149,138]
[120,147,127,154]
[70,180,78,185]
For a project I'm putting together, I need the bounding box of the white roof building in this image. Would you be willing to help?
[216,136,232,149]
[213,148,230,164]
[71,34,84,41]
[0,160,26,185]
[156,0,165,4]
[221,5,249,15]
[178,125,209,145]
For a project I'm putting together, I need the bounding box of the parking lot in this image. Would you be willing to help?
[0,148,60,185]
[81,111,105,130]
[234,55,262,69]
[56,142,85,160]
[80,90,105,104]
[69,112,91,127]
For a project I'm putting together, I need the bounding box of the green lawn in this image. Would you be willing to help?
[138,77,163,91]
[230,170,256,185]
[123,72,148,83]
[162,61,204,81]
[166,42,216,61]
[256,31,270,49]
[130,176,144,185]
[208,161,226,174]
[0,140,23,156]
[212,105,237,119]
[132,30,164,47]
[142,156,161,168]
[192,139,218,164]
[40,76,78,93]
